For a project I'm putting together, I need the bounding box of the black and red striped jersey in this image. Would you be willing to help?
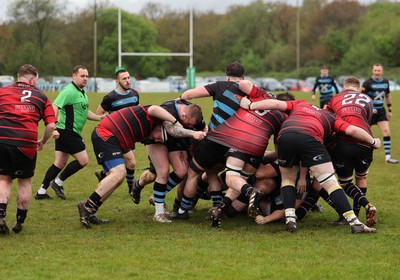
[0,82,56,148]
[207,87,283,157]
[326,90,373,145]
[279,100,350,144]
[95,105,162,151]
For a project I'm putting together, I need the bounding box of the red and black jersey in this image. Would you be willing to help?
[326,90,373,146]
[0,82,56,148]
[279,100,350,144]
[96,105,162,151]
[207,87,283,157]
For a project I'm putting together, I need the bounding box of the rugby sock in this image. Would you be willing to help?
[85,192,102,213]
[223,204,239,218]
[16,208,27,224]
[354,187,367,216]
[296,189,320,220]
[281,185,297,222]
[179,194,193,212]
[153,182,167,205]
[281,185,297,209]
[342,183,368,214]
[166,171,182,193]
[210,191,223,207]
[59,160,84,181]
[192,177,209,206]
[328,187,359,225]
[42,164,62,189]
[241,184,253,197]
[383,136,391,158]
[126,168,135,191]
[0,203,7,218]
[135,179,143,191]
[173,198,181,211]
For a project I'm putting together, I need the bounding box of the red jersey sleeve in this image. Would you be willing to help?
[334,115,350,134]
[43,99,57,125]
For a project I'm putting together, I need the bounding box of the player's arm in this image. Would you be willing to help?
[179,86,210,101]
[240,95,288,111]
[386,93,393,120]
[87,110,105,121]
[311,80,318,99]
[344,125,381,149]
[163,121,206,140]
[38,122,56,151]
[96,104,106,115]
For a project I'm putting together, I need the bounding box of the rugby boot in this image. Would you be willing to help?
[11,222,23,233]
[153,213,172,223]
[129,187,141,205]
[366,203,377,227]
[34,192,53,200]
[50,180,66,200]
[88,214,109,225]
[0,218,10,235]
[247,189,263,218]
[386,157,399,164]
[351,223,376,234]
[77,201,92,228]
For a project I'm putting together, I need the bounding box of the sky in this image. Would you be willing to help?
[0,0,379,22]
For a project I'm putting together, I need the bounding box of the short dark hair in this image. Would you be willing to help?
[321,65,329,70]
[225,61,245,78]
[116,69,127,79]
[17,64,38,78]
[72,65,87,75]
[276,92,295,101]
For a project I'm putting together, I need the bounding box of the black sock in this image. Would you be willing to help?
[0,203,7,219]
[126,168,135,190]
[16,208,27,224]
[42,164,62,189]
[342,183,369,209]
[222,196,232,208]
[241,184,253,197]
[354,187,367,216]
[85,192,102,213]
[319,188,340,216]
[296,189,319,220]
[59,160,84,181]
[173,198,181,211]
[329,188,353,216]
[223,204,239,218]
[281,185,297,210]
[135,179,143,191]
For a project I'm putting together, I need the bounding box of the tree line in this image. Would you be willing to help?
[0,0,399,81]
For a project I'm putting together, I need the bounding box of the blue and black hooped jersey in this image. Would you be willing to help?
[361,77,390,110]
[312,74,339,100]
[204,81,246,130]
[100,89,140,113]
